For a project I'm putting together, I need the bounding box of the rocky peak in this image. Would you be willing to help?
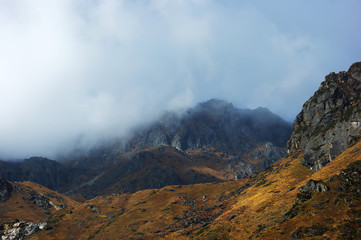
[135,99,291,152]
[288,61,361,171]
[195,98,234,114]
[348,61,361,81]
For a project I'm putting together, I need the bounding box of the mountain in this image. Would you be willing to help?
[63,99,291,198]
[1,61,361,239]
[0,99,292,199]
[128,99,291,151]
[288,62,361,171]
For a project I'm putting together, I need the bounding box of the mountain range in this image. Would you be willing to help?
[1,61,361,239]
[1,99,291,199]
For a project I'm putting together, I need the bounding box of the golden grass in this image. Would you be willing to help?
[10,140,361,239]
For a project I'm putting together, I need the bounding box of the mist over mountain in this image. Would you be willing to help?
[1,0,360,160]
[0,99,291,199]
[1,0,361,238]
[3,62,361,239]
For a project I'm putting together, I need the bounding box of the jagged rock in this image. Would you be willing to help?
[288,61,361,171]
[290,224,329,239]
[1,221,46,240]
[299,180,329,193]
[26,191,51,210]
[0,178,12,202]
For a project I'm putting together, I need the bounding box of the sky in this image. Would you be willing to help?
[0,0,360,160]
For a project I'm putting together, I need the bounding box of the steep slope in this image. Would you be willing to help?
[288,61,361,171]
[194,138,361,240]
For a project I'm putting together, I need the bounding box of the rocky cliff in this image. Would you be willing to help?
[288,61,361,171]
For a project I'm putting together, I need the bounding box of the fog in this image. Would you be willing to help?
[0,0,360,159]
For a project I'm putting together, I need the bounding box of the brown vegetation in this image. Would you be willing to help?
[3,139,361,239]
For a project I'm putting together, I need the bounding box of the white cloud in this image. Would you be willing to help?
[0,0,360,159]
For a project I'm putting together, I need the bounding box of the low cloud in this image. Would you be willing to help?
[0,0,360,159]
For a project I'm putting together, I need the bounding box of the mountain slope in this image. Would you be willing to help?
[22,138,361,240]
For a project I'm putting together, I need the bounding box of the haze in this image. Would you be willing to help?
[0,0,360,159]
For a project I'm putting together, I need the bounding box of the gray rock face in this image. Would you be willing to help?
[1,221,47,240]
[288,62,361,171]
[26,191,51,210]
[298,179,329,193]
[130,99,292,155]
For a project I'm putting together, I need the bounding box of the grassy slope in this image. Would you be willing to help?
[0,181,77,226]
[23,140,361,239]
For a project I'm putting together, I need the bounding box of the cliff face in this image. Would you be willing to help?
[288,62,361,171]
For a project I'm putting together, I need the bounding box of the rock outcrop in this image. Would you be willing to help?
[298,179,329,193]
[288,62,361,171]
[0,178,12,202]
[1,221,47,240]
